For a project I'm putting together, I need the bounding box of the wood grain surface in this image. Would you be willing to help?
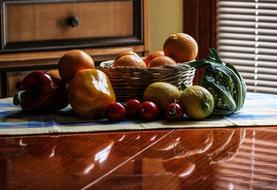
[5,1,133,43]
[0,127,277,190]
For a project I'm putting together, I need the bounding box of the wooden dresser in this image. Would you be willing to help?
[0,0,149,97]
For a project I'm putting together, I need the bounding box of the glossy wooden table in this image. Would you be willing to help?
[0,126,277,190]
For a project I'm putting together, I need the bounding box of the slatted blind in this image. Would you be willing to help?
[217,0,277,94]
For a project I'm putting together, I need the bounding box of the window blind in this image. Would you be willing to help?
[217,0,277,94]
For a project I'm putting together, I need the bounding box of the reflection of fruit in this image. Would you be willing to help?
[113,51,146,68]
[207,129,245,164]
[180,85,214,120]
[163,160,195,178]
[144,82,181,111]
[58,50,95,82]
[176,130,214,155]
[139,101,159,121]
[163,33,198,63]
[59,136,114,176]
[148,55,176,68]
[147,130,214,160]
[23,137,58,158]
[144,51,164,66]
[106,102,126,121]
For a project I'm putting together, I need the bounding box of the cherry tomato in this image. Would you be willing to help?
[139,101,159,121]
[106,102,126,121]
[125,99,141,118]
[165,103,184,121]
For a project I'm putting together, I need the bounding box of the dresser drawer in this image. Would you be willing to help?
[2,0,143,51]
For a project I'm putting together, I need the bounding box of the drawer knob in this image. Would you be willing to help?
[67,16,80,27]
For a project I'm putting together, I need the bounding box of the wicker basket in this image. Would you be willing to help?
[99,60,195,102]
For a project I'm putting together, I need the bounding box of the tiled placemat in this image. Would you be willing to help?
[0,92,277,135]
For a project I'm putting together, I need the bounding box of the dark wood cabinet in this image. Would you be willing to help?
[0,0,149,97]
[183,0,216,84]
[183,0,216,59]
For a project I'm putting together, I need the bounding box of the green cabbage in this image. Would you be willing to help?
[189,48,247,115]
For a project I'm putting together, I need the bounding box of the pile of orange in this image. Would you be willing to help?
[112,32,198,68]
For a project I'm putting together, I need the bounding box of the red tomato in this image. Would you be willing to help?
[140,101,159,121]
[165,103,184,121]
[106,102,126,121]
[125,99,141,118]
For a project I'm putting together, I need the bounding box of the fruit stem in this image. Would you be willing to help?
[13,89,37,106]
[13,90,27,105]
[169,105,177,115]
[181,83,189,91]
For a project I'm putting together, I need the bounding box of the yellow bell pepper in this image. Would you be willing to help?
[68,69,116,118]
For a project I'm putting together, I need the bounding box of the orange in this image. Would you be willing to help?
[47,69,62,80]
[163,33,198,63]
[148,55,176,68]
[144,51,164,66]
[113,50,146,68]
[115,49,136,59]
[58,49,95,83]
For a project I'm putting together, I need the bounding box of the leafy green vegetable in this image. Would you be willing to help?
[189,48,247,115]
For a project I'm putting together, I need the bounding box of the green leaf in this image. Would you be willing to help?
[208,48,222,64]
[188,60,209,68]
[203,76,237,112]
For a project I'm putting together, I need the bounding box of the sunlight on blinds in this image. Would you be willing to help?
[217,0,277,94]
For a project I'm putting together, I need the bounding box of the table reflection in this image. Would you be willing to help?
[95,128,245,190]
[0,127,277,190]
